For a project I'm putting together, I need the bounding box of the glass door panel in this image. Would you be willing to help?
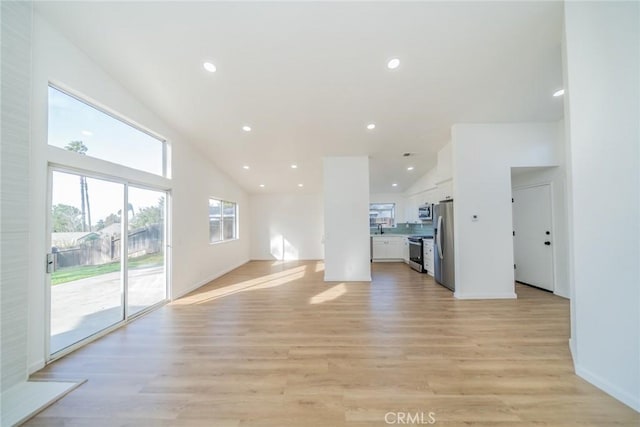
[127,186,167,316]
[50,171,124,354]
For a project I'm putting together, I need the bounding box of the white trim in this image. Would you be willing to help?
[172,259,251,300]
[575,363,640,412]
[454,292,518,300]
[48,146,171,190]
[568,338,576,362]
[28,359,46,376]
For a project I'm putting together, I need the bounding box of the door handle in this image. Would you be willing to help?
[544,241,551,246]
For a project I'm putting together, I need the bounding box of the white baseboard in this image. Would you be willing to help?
[575,363,640,412]
[568,338,576,362]
[172,258,250,300]
[454,292,518,300]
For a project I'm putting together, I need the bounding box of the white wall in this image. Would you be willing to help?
[27,14,250,373]
[1,0,32,394]
[451,123,561,299]
[249,193,323,260]
[564,1,640,411]
[324,157,371,282]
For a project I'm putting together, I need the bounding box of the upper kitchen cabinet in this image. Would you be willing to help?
[438,180,453,201]
[436,142,453,183]
[435,143,454,201]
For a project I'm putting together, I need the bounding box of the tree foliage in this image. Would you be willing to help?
[52,204,83,232]
[130,197,164,229]
[65,140,88,155]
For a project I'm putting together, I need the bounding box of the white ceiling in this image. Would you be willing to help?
[35,1,565,194]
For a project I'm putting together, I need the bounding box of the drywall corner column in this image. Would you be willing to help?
[323,157,371,282]
[564,1,640,411]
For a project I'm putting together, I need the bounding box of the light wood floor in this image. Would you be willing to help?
[27,261,639,426]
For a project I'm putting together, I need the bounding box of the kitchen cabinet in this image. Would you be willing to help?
[437,180,453,201]
[372,236,405,261]
[402,238,410,264]
[423,239,435,276]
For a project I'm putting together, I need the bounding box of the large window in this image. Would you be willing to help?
[47,84,169,358]
[209,199,237,243]
[48,85,166,176]
[370,203,396,227]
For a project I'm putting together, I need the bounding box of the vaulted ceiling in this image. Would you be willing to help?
[35,1,564,193]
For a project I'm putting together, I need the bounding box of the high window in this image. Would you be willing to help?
[48,85,166,176]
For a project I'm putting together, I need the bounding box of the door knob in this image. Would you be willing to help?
[544,241,551,246]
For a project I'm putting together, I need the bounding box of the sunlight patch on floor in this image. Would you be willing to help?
[173,265,308,305]
[309,283,346,305]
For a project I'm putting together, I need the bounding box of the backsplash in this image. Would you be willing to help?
[370,222,434,236]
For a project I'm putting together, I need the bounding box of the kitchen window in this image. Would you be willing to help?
[369,203,395,227]
[209,198,237,243]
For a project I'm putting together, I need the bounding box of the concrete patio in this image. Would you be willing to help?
[50,266,165,353]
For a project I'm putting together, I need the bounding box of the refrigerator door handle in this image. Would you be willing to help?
[436,215,444,260]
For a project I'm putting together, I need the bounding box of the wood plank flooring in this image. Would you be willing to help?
[26,261,639,426]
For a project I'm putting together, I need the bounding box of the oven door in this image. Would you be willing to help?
[408,239,424,272]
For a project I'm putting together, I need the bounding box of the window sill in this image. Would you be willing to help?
[209,238,239,246]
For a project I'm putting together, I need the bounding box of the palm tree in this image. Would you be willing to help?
[65,141,92,231]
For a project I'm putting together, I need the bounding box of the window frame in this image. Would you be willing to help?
[209,197,238,244]
[47,83,169,178]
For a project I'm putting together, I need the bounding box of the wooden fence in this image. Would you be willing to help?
[53,224,163,269]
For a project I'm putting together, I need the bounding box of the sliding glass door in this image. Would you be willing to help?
[127,186,166,316]
[49,170,167,356]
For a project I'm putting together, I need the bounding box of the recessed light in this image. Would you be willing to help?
[242,125,252,132]
[367,123,376,130]
[387,58,400,70]
[553,89,565,97]
[298,184,304,187]
[243,165,250,170]
[392,183,398,187]
[203,62,217,73]
[81,130,93,136]
[259,184,265,188]
[407,166,414,171]
[291,164,298,169]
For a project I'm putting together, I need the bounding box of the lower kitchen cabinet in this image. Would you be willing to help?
[423,239,435,276]
[371,236,405,261]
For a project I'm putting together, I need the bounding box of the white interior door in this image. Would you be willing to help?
[512,184,554,291]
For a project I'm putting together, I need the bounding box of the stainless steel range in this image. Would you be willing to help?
[408,235,430,272]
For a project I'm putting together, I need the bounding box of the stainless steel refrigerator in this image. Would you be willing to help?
[434,200,455,291]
